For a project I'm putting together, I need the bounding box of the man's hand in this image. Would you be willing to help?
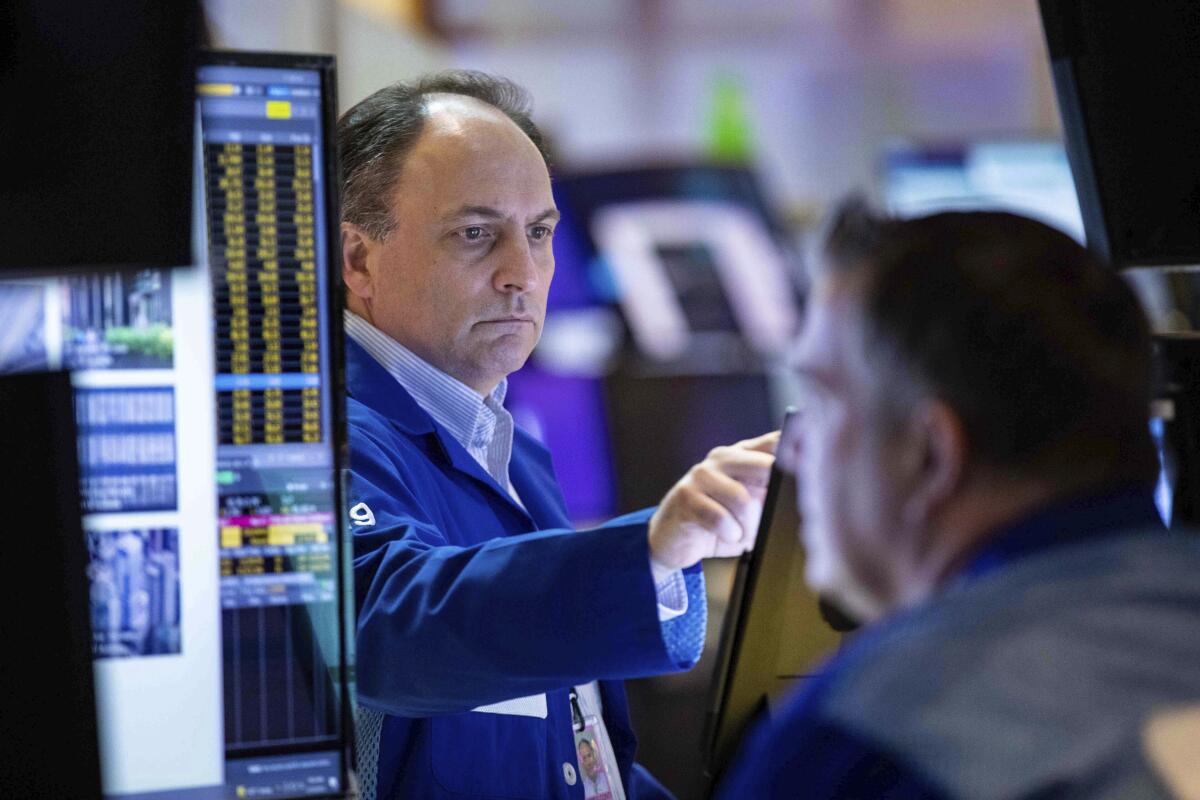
[648,431,779,571]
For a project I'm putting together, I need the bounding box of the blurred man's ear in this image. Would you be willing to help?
[341,222,375,302]
[900,398,966,529]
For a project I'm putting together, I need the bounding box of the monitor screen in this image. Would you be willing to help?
[704,426,842,779]
[0,2,198,274]
[0,237,235,799]
[1040,2,1200,267]
[196,52,348,799]
[882,139,1086,243]
[0,51,348,799]
[0,268,229,795]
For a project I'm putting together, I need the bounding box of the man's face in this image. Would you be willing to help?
[780,278,913,622]
[345,95,558,393]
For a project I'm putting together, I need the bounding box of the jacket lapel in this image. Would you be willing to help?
[509,430,572,531]
[346,337,548,530]
[434,425,538,528]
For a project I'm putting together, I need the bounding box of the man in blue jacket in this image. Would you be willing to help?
[337,71,777,799]
[719,203,1200,798]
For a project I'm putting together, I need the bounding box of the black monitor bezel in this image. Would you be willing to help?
[196,48,350,798]
[703,462,784,778]
[703,407,848,782]
[0,371,103,798]
[1039,2,1115,265]
[0,2,200,277]
[1039,1,1200,269]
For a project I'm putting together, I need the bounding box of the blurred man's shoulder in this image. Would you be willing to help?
[794,530,1200,799]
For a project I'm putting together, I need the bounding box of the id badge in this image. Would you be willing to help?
[571,691,615,800]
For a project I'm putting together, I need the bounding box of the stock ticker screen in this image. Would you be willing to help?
[198,56,345,798]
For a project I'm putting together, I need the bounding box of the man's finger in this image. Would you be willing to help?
[738,429,780,454]
[711,449,775,488]
[689,491,744,544]
[710,526,756,558]
[691,466,761,544]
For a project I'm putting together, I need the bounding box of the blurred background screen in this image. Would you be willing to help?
[882,138,1084,242]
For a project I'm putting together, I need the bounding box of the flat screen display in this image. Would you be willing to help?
[0,262,228,796]
[1040,2,1200,267]
[882,140,1085,243]
[196,53,347,799]
[0,51,348,799]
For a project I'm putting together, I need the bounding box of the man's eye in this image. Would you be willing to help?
[529,225,553,241]
[462,226,485,241]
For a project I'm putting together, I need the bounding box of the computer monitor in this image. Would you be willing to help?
[1040,2,1200,268]
[0,261,231,794]
[196,50,349,799]
[557,165,799,363]
[0,371,102,799]
[0,50,349,798]
[0,1,198,274]
[882,139,1085,243]
[704,437,842,779]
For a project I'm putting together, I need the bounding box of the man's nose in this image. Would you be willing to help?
[493,233,540,294]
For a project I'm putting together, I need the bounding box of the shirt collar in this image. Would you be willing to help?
[961,482,1164,582]
[344,310,507,453]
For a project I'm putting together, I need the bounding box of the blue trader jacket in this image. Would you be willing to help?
[718,487,1200,799]
[345,338,706,800]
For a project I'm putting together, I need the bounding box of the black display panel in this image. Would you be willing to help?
[0,372,103,799]
[0,1,198,274]
[1040,1,1200,267]
[703,416,841,780]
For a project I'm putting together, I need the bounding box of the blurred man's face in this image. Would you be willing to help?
[781,278,911,622]
[344,95,557,394]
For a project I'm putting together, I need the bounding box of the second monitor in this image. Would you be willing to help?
[704,447,843,779]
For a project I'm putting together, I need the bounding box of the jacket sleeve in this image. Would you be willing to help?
[348,427,697,717]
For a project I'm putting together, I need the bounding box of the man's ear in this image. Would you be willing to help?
[900,398,966,528]
[342,222,375,302]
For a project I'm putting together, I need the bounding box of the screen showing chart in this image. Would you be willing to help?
[0,262,227,796]
[199,55,346,798]
[0,52,346,800]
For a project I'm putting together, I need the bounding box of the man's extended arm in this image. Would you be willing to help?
[351,430,690,717]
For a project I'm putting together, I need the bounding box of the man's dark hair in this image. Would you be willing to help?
[337,70,550,239]
[817,198,1158,488]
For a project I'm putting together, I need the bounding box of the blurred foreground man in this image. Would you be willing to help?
[720,204,1200,799]
[338,71,775,800]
